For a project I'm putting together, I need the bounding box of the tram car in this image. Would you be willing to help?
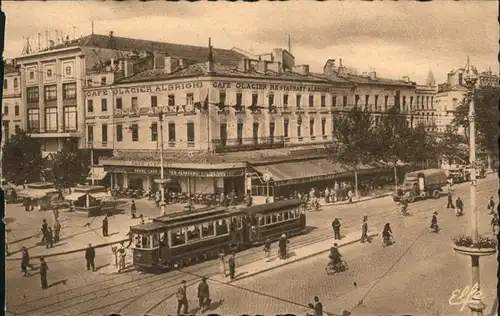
[130,199,305,271]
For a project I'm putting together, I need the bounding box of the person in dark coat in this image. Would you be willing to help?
[446,192,454,209]
[85,243,96,271]
[197,276,211,310]
[39,257,49,289]
[228,252,236,280]
[176,280,188,315]
[332,218,341,240]
[21,247,30,276]
[278,234,289,259]
[102,215,109,237]
[455,197,464,215]
[130,200,137,219]
[41,219,48,243]
[311,296,323,316]
[360,216,368,243]
[46,227,53,249]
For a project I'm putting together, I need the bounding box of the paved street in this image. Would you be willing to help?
[5,175,498,316]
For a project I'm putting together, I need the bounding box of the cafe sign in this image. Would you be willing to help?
[85,81,203,97]
[212,81,331,93]
[114,105,195,117]
[167,169,244,178]
[105,166,160,175]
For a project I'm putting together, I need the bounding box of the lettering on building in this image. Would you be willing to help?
[213,81,331,93]
[114,105,196,117]
[85,81,203,97]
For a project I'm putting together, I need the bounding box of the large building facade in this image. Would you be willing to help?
[2,60,22,144]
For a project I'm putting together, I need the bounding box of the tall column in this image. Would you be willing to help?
[38,61,45,132]
[56,58,64,133]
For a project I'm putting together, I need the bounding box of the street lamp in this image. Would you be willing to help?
[154,112,168,216]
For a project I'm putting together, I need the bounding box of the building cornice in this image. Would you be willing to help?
[15,46,82,61]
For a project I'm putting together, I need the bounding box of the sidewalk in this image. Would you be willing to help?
[210,229,380,284]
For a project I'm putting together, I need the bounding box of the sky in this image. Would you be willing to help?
[2,1,498,85]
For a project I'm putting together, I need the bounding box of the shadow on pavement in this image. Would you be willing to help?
[48,279,67,288]
[95,263,111,271]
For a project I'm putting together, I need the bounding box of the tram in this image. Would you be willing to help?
[130,199,305,271]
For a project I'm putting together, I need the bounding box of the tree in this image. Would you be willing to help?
[452,86,500,169]
[406,123,439,168]
[373,107,413,189]
[436,125,469,166]
[1,130,44,185]
[328,107,377,197]
[50,147,91,188]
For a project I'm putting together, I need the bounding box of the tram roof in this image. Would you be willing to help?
[153,206,234,225]
[130,221,167,232]
[241,199,303,215]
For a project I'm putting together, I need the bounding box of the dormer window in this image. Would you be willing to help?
[46,69,52,77]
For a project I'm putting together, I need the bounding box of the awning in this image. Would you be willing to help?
[65,192,86,201]
[89,192,110,199]
[251,159,348,186]
[19,188,58,199]
[87,167,108,181]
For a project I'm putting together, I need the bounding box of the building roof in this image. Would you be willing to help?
[4,64,20,74]
[48,34,244,66]
[309,72,353,85]
[116,62,334,84]
[341,72,414,87]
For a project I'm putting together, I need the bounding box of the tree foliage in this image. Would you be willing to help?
[50,147,91,188]
[437,125,469,164]
[1,130,44,185]
[406,123,439,166]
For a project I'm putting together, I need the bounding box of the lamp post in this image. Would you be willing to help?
[154,112,168,216]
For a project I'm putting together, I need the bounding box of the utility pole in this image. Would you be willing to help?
[88,123,95,185]
[154,112,167,215]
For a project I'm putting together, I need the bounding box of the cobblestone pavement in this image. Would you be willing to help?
[5,175,497,316]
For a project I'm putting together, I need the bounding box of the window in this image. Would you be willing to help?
[101,99,108,112]
[215,220,228,236]
[297,123,302,138]
[27,87,39,103]
[101,77,106,86]
[116,124,123,142]
[355,95,360,107]
[168,94,175,106]
[321,95,326,107]
[402,96,407,111]
[252,122,259,140]
[431,97,434,109]
[45,108,58,131]
[375,95,379,110]
[220,123,227,143]
[116,97,122,110]
[151,96,157,107]
[284,119,289,138]
[283,94,289,108]
[187,122,195,143]
[102,124,108,143]
[426,96,430,109]
[365,95,369,110]
[296,94,301,108]
[343,96,347,107]
[187,225,200,241]
[62,83,76,100]
[237,122,243,141]
[3,78,7,89]
[131,124,139,141]
[268,93,274,107]
[309,119,315,136]
[87,100,94,113]
[252,92,258,106]
[87,125,94,143]
[309,95,314,107]
[384,96,389,111]
[65,66,72,75]
[416,96,420,109]
[219,91,226,105]
[201,222,215,238]
[3,121,9,141]
[3,106,8,115]
[321,118,326,135]
[410,96,414,111]
[171,228,186,246]
[27,109,40,131]
[44,85,57,101]
[13,78,18,89]
[46,69,53,78]
[63,106,77,131]
[168,123,175,142]
[186,93,194,105]
[236,92,243,106]
[332,96,337,107]
[14,105,19,116]
[131,97,138,109]
[269,122,275,138]
[151,123,158,141]
[87,79,93,87]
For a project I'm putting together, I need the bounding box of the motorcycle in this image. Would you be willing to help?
[325,259,349,275]
[382,235,395,247]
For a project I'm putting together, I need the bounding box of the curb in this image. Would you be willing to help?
[6,238,129,261]
[321,192,392,207]
[219,232,379,283]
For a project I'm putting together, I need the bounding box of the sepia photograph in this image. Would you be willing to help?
[2,1,498,316]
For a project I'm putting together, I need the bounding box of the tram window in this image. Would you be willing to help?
[289,210,295,219]
[295,209,300,217]
[259,217,265,226]
[271,214,277,223]
[216,219,229,235]
[172,228,186,246]
[265,215,271,225]
[187,225,201,241]
[152,234,159,248]
[159,232,168,247]
[284,211,289,220]
[277,213,283,222]
[134,234,142,248]
[202,222,215,238]
[141,235,150,248]
[237,216,243,229]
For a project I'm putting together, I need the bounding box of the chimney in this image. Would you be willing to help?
[402,76,410,83]
[257,60,267,72]
[369,71,376,80]
[323,59,336,76]
[178,58,185,69]
[124,59,134,77]
[238,58,248,72]
[48,40,55,48]
[267,62,282,73]
[206,37,215,74]
[165,56,179,74]
[292,65,309,76]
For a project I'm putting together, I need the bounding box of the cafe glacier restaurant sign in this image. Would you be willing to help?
[114,105,196,117]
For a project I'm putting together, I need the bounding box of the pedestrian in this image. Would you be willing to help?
[360,216,368,243]
[455,197,464,215]
[324,187,330,203]
[21,246,30,276]
[263,238,271,261]
[46,227,53,248]
[278,234,289,259]
[197,276,211,311]
[347,189,353,203]
[218,248,226,277]
[491,213,500,236]
[118,242,126,271]
[446,192,454,209]
[53,207,59,221]
[228,252,236,280]
[102,215,109,237]
[487,197,495,215]
[332,218,341,240]
[39,257,49,289]
[130,200,136,219]
[310,296,323,316]
[41,219,48,243]
[219,192,225,206]
[85,243,96,272]
[176,280,188,315]
[53,219,61,242]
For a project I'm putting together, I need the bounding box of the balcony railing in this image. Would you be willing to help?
[212,136,285,153]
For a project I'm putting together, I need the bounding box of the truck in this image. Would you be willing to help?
[392,168,448,203]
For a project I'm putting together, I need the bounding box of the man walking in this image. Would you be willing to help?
[228,252,236,280]
[41,219,48,243]
[39,257,49,289]
[197,276,211,311]
[130,200,137,219]
[491,213,499,236]
[176,280,188,315]
[46,227,53,249]
[53,219,61,242]
[309,296,323,316]
[85,243,96,272]
[446,192,454,209]
[455,197,464,215]
[360,216,369,243]
[21,246,30,277]
[102,215,109,237]
[332,218,341,240]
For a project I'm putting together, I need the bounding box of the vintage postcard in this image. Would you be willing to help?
[2,1,498,316]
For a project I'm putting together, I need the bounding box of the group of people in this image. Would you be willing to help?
[20,247,50,289]
[176,276,214,315]
[40,217,61,249]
